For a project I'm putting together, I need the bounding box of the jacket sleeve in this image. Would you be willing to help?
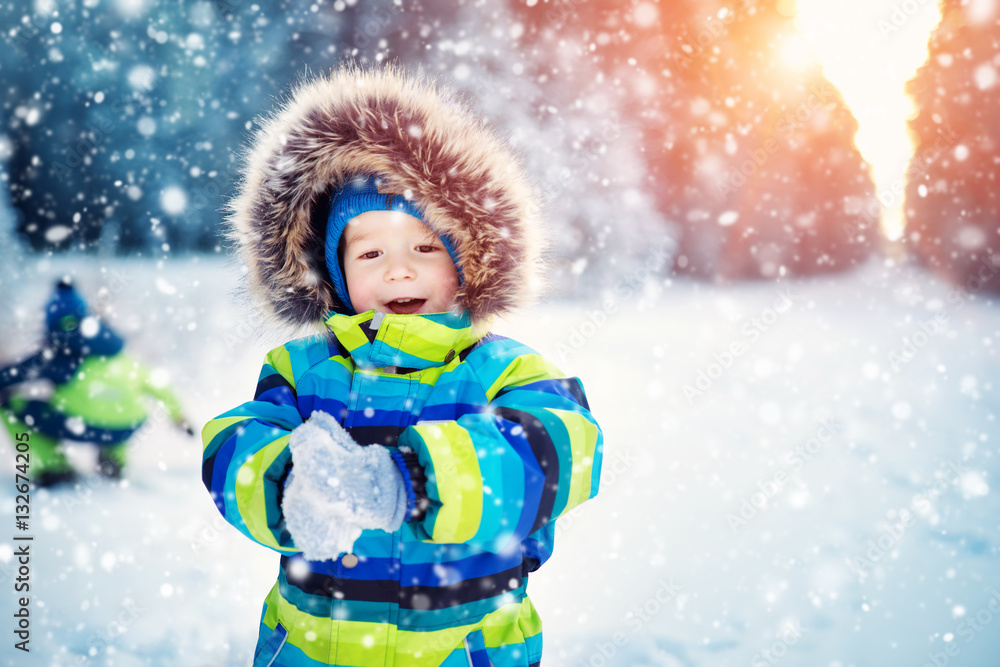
[0,352,50,391]
[397,338,603,552]
[201,343,308,554]
[134,358,185,423]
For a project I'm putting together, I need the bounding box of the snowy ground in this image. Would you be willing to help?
[1,254,999,666]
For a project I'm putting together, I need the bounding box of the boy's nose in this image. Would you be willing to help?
[384,256,415,281]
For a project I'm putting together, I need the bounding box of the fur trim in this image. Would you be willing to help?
[228,65,544,332]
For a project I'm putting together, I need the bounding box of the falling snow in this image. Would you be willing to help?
[0,1,998,665]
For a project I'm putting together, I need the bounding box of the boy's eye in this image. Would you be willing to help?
[415,245,438,253]
[359,250,382,260]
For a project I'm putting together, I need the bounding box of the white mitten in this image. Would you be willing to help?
[282,411,408,561]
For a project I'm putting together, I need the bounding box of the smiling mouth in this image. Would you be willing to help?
[386,298,427,315]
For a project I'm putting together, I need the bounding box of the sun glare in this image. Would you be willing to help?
[780,34,812,69]
[794,0,943,240]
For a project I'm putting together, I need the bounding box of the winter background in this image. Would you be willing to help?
[1,0,999,666]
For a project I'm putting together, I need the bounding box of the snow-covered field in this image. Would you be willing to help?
[1,255,999,666]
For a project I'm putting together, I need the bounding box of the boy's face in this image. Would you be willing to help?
[341,210,459,316]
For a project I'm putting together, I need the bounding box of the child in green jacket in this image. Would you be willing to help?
[202,65,603,667]
[1,279,191,486]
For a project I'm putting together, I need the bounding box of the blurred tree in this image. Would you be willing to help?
[2,0,669,289]
[0,0,358,255]
[517,0,878,281]
[384,0,672,296]
[905,0,1000,295]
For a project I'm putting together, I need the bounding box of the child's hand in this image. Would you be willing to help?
[175,419,196,437]
[281,411,408,561]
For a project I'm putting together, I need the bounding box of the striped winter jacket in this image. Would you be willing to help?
[202,309,603,667]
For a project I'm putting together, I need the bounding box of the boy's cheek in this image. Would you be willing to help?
[344,269,376,307]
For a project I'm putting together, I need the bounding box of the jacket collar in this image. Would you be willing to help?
[324,310,480,370]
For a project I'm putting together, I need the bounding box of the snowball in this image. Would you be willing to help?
[282,411,405,561]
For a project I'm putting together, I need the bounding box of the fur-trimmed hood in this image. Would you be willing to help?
[228,65,544,332]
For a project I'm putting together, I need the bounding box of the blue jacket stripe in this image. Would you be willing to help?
[349,407,413,428]
[254,370,296,400]
[221,419,293,540]
[297,394,349,422]
[396,581,528,628]
[495,416,546,546]
[288,551,519,588]
[403,551,521,586]
[497,377,587,408]
[459,416,517,549]
[218,399,303,431]
[253,628,326,667]
[210,431,240,514]
[204,326,602,663]
[278,566,337,617]
[411,401,484,422]
[202,418,253,514]
[255,385,297,408]
[521,530,554,571]
[589,436,605,500]
[492,407,560,534]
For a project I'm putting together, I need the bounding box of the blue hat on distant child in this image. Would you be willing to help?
[324,174,460,314]
[45,278,88,333]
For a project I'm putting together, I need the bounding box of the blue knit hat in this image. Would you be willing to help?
[45,279,88,333]
[325,174,460,314]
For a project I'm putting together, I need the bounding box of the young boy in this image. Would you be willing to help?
[202,66,603,667]
[1,279,191,486]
